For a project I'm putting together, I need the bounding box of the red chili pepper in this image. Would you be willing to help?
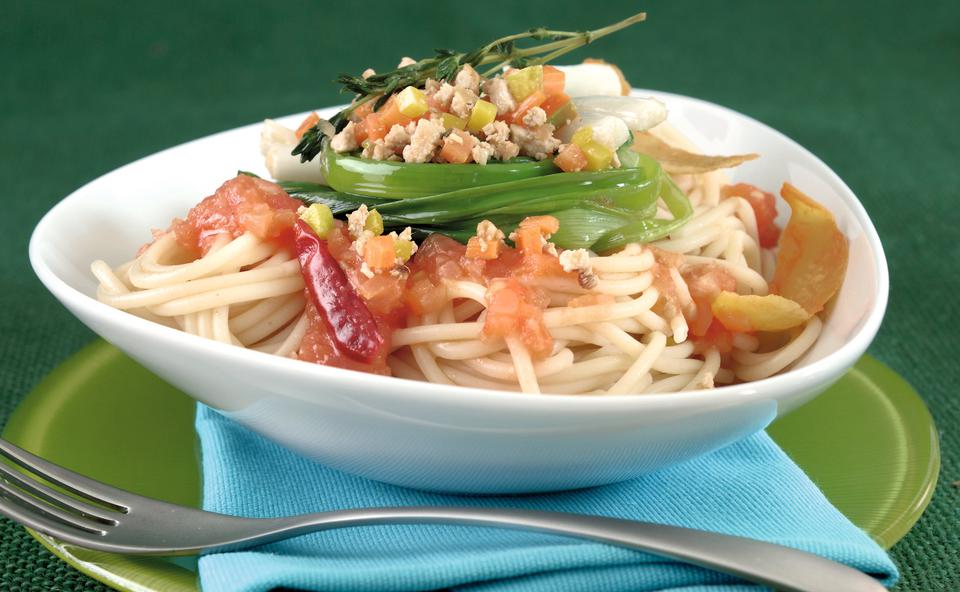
[293,219,384,362]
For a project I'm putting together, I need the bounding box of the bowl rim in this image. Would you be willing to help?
[28,88,889,412]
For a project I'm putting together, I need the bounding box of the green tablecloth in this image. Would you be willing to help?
[2,1,956,590]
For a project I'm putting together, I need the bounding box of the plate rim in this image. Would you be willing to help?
[2,341,939,592]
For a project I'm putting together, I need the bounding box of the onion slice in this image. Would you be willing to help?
[631,131,758,175]
[572,96,668,132]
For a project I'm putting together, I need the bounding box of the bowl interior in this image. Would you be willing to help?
[31,91,886,401]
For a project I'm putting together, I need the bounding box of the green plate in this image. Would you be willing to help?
[2,341,940,592]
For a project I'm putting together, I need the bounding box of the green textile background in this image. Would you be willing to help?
[1,1,957,590]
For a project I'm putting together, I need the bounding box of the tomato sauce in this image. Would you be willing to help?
[172,175,301,255]
[176,179,577,371]
[721,183,781,248]
[407,232,575,358]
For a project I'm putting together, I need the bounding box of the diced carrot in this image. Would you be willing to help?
[520,215,561,235]
[554,143,588,172]
[542,66,565,96]
[511,90,547,124]
[540,93,571,118]
[295,112,320,140]
[364,235,397,271]
[515,225,543,255]
[513,215,560,255]
[722,183,780,248]
[466,236,501,260]
[438,129,474,164]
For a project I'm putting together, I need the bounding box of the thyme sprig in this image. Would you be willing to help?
[292,11,646,163]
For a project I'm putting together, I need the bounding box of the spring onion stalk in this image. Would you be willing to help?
[371,167,654,224]
[323,146,559,198]
[591,174,695,252]
[277,153,693,253]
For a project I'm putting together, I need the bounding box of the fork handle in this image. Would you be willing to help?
[240,507,885,592]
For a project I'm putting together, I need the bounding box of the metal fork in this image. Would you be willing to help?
[0,439,884,592]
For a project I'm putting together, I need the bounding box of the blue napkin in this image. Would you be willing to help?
[195,404,897,592]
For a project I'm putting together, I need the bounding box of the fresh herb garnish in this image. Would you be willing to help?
[292,11,646,163]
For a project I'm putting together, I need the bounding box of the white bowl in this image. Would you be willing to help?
[29,90,888,493]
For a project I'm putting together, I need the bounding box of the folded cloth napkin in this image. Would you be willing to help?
[196,404,897,592]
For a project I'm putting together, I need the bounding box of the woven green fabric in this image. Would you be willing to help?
[1,1,956,590]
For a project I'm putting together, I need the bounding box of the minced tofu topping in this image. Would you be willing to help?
[330,64,569,165]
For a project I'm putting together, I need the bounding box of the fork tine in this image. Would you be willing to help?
[0,439,129,511]
[0,484,107,537]
[0,461,120,524]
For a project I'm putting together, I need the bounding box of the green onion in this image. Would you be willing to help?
[278,154,693,253]
[323,146,559,199]
[591,174,694,252]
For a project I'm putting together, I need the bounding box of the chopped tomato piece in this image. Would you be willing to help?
[362,112,387,142]
[511,90,547,124]
[171,175,300,255]
[683,264,737,337]
[353,118,369,144]
[404,272,447,315]
[692,318,735,355]
[554,143,587,172]
[722,183,780,248]
[364,235,397,271]
[542,66,565,96]
[438,129,474,164]
[358,273,406,316]
[408,234,469,283]
[295,112,320,140]
[482,279,552,357]
[352,100,375,121]
[770,183,849,314]
[377,96,412,130]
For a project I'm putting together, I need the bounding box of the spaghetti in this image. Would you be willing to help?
[91,123,829,395]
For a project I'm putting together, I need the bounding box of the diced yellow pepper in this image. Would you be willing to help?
[396,86,428,118]
[506,65,543,101]
[571,126,593,149]
[467,99,497,132]
[394,239,415,263]
[711,292,812,333]
[442,112,467,130]
[581,140,613,171]
[299,204,334,238]
[364,209,384,235]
